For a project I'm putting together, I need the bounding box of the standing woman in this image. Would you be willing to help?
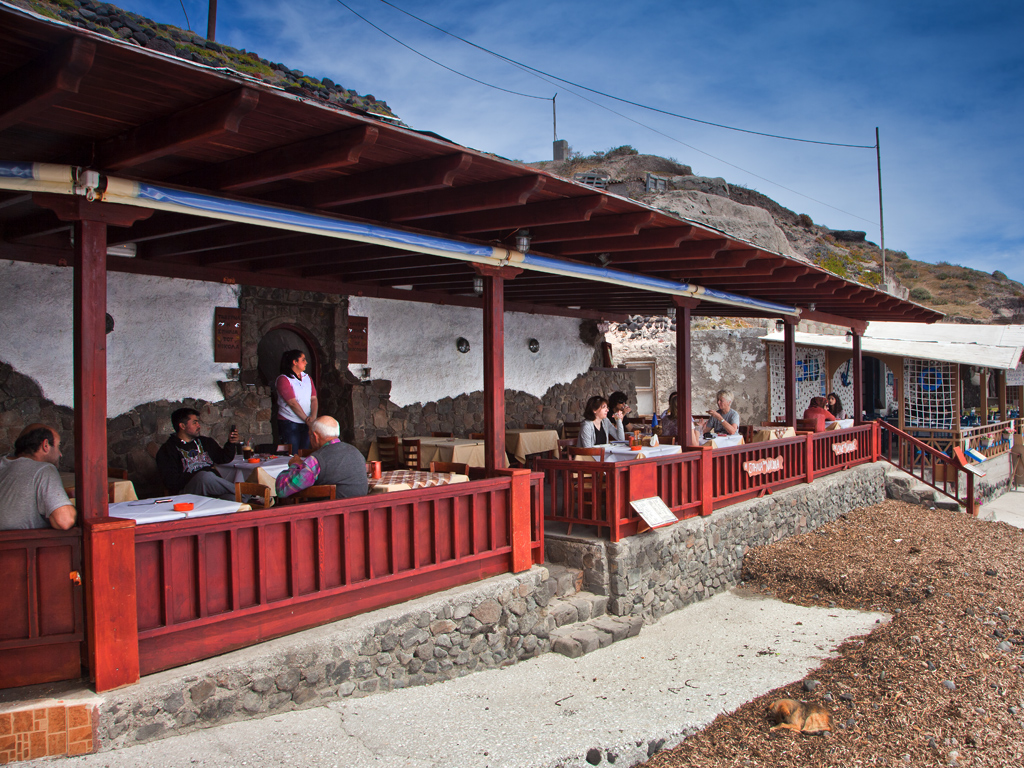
[275,350,318,451]
[826,392,846,420]
[578,395,626,447]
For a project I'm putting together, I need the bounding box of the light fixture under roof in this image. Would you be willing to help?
[106,243,137,258]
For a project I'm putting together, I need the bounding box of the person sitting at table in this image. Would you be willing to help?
[276,416,368,500]
[704,390,740,436]
[156,408,239,500]
[275,349,318,452]
[826,392,846,420]
[659,392,679,438]
[608,391,638,429]
[0,425,77,530]
[803,396,837,424]
[578,395,626,447]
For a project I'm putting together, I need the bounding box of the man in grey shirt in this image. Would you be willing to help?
[0,425,77,530]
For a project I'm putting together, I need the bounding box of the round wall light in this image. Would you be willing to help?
[528,338,540,353]
[456,337,470,353]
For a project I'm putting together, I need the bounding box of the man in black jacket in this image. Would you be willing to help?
[156,408,239,499]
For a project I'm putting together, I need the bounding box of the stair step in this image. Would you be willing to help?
[547,591,608,627]
[550,615,644,658]
[543,564,584,598]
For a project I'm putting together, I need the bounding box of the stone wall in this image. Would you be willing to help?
[96,568,560,749]
[350,368,639,453]
[545,463,886,619]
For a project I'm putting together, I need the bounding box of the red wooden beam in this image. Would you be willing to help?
[477,264,521,473]
[432,194,609,234]
[294,153,473,209]
[674,297,700,447]
[549,227,696,256]
[177,124,379,191]
[602,245,754,268]
[0,37,96,132]
[690,266,814,286]
[96,88,260,171]
[852,330,864,423]
[799,309,869,335]
[382,175,546,222]
[784,319,797,425]
[529,212,655,244]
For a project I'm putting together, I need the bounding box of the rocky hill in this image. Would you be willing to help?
[8,0,397,119]
[531,146,1024,324]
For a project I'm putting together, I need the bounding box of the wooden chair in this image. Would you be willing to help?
[235,482,271,509]
[376,436,400,470]
[107,466,128,480]
[797,416,826,433]
[738,425,754,443]
[429,461,469,475]
[67,484,117,503]
[279,485,337,504]
[469,432,485,440]
[568,446,606,461]
[401,438,421,470]
[562,421,582,441]
[660,435,677,445]
[565,447,607,535]
[431,431,453,437]
[256,443,292,456]
[525,423,545,430]
[556,438,577,459]
[298,448,314,458]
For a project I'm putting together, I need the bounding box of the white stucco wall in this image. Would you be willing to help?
[0,260,239,416]
[347,297,594,407]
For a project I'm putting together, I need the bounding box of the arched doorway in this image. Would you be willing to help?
[257,326,320,388]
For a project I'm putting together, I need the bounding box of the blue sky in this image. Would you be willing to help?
[110,1,1024,282]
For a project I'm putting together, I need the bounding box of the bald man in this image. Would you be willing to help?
[0,426,77,530]
[275,416,367,500]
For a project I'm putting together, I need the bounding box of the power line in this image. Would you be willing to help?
[332,0,550,101]
[376,0,876,150]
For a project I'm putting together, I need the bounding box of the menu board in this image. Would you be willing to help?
[629,496,677,529]
[214,307,241,363]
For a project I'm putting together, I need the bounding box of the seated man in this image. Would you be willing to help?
[704,389,740,436]
[0,425,77,530]
[276,416,368,500]
[156,408,239,500]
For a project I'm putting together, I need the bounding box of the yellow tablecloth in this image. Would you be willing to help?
[504,429,560,464]
[61,472,138,503]
[368,436,508,469]
[369,470,470,494]
[750,427,796,443]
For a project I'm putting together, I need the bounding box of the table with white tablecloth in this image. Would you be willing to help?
[216,455,294,495]
[60,472,138,503]
[698,434,745,449]
[108,494,250,525]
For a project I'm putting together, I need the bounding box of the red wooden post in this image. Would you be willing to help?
[674,297,700,447]
[699,445,713,516]
[495,468,533,572]
[476,265,522,474]
[805,433,815,484]
[852,329,864,424]
[783,319,797,426]
[83,517,139,691]
[871,421,880,462]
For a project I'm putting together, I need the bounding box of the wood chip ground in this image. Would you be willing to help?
[642,500,1024,768]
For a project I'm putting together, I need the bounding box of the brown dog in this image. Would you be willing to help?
[768,698,832,734]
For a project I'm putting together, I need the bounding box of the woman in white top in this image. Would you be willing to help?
[275,350,318,451]
[577,395,626,447]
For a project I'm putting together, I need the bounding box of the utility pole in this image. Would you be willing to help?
[207,0,218,41]
[552,93,557,142]
[876,127,886,290]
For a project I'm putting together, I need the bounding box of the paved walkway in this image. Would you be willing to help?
[986,486,1024,529]
[25,590,886,768]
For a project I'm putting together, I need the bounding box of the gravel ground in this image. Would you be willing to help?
[643,500,1024,768]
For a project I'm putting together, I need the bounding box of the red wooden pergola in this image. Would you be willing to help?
[0,4,941,693]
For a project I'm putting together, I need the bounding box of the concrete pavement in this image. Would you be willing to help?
[985,486,1024,529]
[25,589,887,768]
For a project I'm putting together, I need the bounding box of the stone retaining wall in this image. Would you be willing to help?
[546,463,886,620]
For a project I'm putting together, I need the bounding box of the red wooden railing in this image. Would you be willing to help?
[537,424,878,542]
[877,421,973,510]
[132,474,540,675]
[0,528,84,689]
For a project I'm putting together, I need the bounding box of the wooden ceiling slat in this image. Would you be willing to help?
[528,212,655,244]
[431,194,609,235]
[547,227,696,256]
[0,37,95,132]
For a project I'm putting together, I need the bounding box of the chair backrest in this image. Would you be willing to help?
[107,466,128,480]
[761,421,789,427]
[235,482,272,508]
[256,443,292,456]
[562,421,582,441]
[660,435,677,445]
[469,432,485,440]
[431,431,453,438]
[556,438,577,459]
[293,484,336,502]
[568,446,605,462]
[429,461,469,475]
[376,436,400,470]
[67,484,117,503]
[797,416,826,433]
[738,425,754,443]
[298,448,314,458]
[525,423,545,430]
[401,438,421,470]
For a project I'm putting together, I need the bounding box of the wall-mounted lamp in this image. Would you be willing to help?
[473,276,484,296]
[775,319,785,332]
[360,366,372,381]
[528,338,540,353]
[807,302,816,312]
[515,229,531,254]
[845,330,853,341]
[666,307,677,319]
[597,252,611,267]
[456,337,471,353]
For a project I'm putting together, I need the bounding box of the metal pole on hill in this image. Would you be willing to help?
[552,93,557,142]
[208,0,218,41]
[876,126,886,290]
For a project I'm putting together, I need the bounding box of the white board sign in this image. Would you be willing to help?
[629,496,677,529]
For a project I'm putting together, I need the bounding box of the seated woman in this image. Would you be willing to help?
[607,391,636,429]
[577,395,626,447]
[803,396,837,423]
[704,390,740,436]
[826,392,846,420]
[659,392,678,438]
